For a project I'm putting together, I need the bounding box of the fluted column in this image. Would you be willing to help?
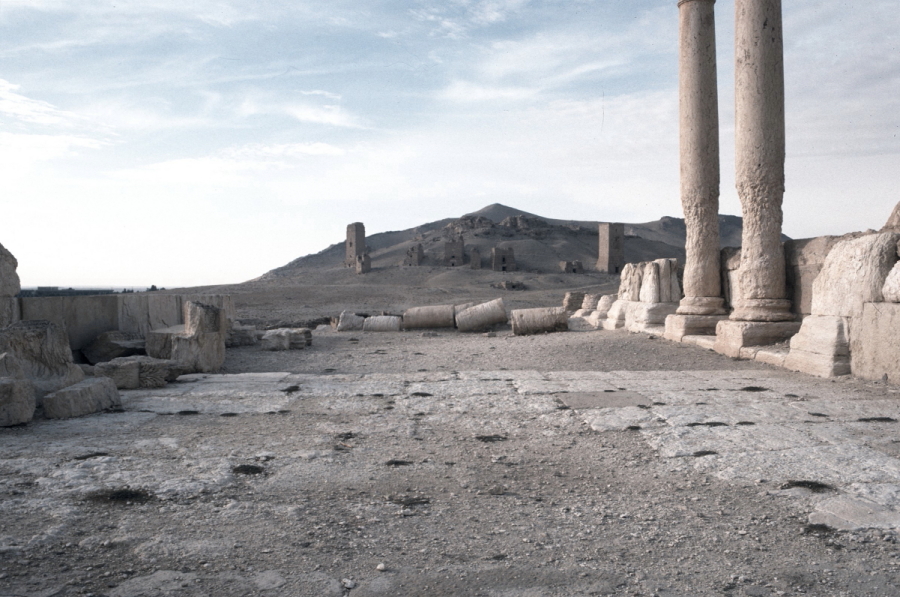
[731,0,792,321]
[676,0,725,316]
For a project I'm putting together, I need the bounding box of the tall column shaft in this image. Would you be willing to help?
[731,0,792,321]
[677,0,724,316]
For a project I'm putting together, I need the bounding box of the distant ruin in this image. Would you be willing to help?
[470,247,482,270]
[596,223,624,274]
[444,236,465,267]
[345,222,366,268]
[560,260,584,274]
[491,247,516,272]
[402,244,424,266]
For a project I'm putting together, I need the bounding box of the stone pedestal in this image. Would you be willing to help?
[625,302,679,334]
[730,0,792,322]
[677,0,725,318]
[713,320,800,359]
[664,313,728,342]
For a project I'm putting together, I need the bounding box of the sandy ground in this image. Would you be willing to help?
[3,321,900,597]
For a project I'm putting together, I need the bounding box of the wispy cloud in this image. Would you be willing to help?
[0,79,80,126]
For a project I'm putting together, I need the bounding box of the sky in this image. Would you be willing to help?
[1,0,898,288]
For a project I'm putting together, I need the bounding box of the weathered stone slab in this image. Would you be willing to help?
[811,232,899,318]
[0,378,35,426]
[581,294,602,310]
[171,333,225,373]
[566,315,595,332]
[851,302,900,382]
[184,301,226,335]
[94,358,141,390]
[809,496,900,531]
[226,324,259,347]
[624,302,677,333]
[595,295,615,319]
[260,328,310,351]
[713,320,801,359]
[42,377,120,419]
[0,352,25,379]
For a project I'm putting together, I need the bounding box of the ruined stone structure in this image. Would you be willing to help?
[601,259,681,333]
[596,223,625,274]
[345,223,366,268]
[559,261,584,274]
[470,248,482,270]
[444,237,465,267]
[665,0,727,342]
[491,247,516,272]
[402,244,424,267]
[356,253,371,274]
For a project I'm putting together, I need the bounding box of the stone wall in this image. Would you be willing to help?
[17,294,234,351]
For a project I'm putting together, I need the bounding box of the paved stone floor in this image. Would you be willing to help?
[124,369,900,531]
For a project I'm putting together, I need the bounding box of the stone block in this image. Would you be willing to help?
[663,314,728,342]
[851,302,900,382]
[184,301,226,335]
[146,325,184,360]
[42,377,120,419]
[0,379,35,426]
[595,295,615,319]
[882,262,900,303]
[811,232,899,318]
[753,347,789,368]
[624,302,677,333]
[82,331,145,364]
[681,335,717,350]
[130,356,184,388]
[171,333,225,373]
[788,315,850,356]
[94,358,141,390]
[336,311,366,332]
[0,320,84,399]
[587,311,607,329]
[713,320,802,359]
[567,316,596,332]
[602,300,630,330]
[784,348,850,378]
[260,330,291,351]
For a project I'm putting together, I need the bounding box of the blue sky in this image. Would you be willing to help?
[1,0,898,287]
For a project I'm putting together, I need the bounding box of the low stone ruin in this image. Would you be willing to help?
[601,259,682,333]
[559,260,584,274]
[402,244,424,267]
[146,301,228,373]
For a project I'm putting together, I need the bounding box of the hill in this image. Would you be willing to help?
[262,203,750,279]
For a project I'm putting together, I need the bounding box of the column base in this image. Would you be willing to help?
[714,320,802,359]
[664,313,729,342]
[729,299,794,322]
[676,296,727,316]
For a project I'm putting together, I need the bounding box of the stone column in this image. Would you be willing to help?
[730,0,792,322]
[665,0,727,341]
[714,0,799,357]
